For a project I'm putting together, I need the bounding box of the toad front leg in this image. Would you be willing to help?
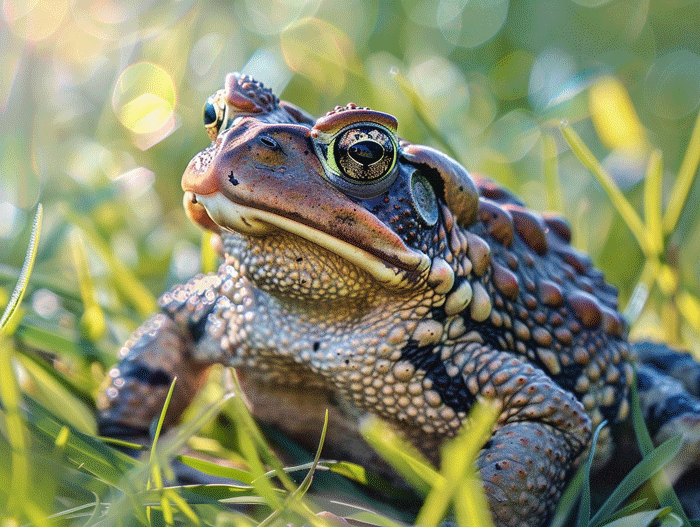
[97,271,233,439]
[469,351,591,527]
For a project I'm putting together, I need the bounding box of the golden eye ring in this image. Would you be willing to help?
[334,126,395,183]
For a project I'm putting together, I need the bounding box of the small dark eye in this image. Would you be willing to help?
[203,102,218,127]
[203,90,226,140]
[259,135,279,149]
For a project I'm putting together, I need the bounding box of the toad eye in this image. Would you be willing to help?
[334,127,395,182]
[318,124,398,198]
[203,89,226,140]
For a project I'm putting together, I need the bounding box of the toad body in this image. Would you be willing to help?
[99,73,700,527]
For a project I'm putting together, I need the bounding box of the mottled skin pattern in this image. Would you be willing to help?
[98,73,700,527]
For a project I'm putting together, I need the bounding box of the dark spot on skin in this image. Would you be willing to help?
[636,369,653,391]
[313,342,320,351]
[189,316,208,342]
[483,439,493,450]
[495,462,503,470]
[400,339,474,412]
[228,171,239,185]
[334,214,357,227]
[548,364,585,399]
[296,257,303,262]
[304,150,309,155]
[431,305,447,322]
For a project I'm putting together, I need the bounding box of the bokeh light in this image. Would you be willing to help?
[439,0,509,48]
[487,109,540,162]
[189,32,226,77]
[3,0,68,42]
[281,18,359,97]
[644,50,700,120]
[408,56,469,128]
[589,76,647,153]
[112,62,177,138]
[237,0,318,35]
[0,41,22,113]
[53,24,106,83]
[489,50,534,101]
[528,48,577,111]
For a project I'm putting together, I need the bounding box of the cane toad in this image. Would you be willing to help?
[98,73,700,527]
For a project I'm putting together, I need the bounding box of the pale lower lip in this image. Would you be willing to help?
[195,192,429,289]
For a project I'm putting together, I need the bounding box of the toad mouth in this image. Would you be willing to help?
[184,190,431,290]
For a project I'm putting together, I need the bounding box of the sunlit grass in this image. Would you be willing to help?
[0,204,46,526]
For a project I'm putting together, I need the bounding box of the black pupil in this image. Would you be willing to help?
[203,103,217,126]
[348,140,383,166]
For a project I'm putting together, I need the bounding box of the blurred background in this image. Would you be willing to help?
[2,0,700,402]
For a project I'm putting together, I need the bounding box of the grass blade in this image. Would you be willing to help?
[596,498,647,525]
[543,132,564,212]
[361,415,439,496]
[1,204,42,334]
[391,70,461,162]
[0,204,47,526]
[676,291,700,334]
[147,377,178,522]
[560,125,649,255]
[663,107,700,234]
[69,228,106,341]
[16,353,96,433]
[602,508,672,527]
[590,435,682,526]
[643,149,664,256]
[293,409,329,498]
[201,230,218,274]
[416,402,497,527]
[623,258,660,323]
[630,379,691,526]
[176,454,254,483]
[63,207,157,318]
[576,420,607,527]
[550,465,585,527]
[23,396,137,485]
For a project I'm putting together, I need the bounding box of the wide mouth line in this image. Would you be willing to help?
[195,192,429,289]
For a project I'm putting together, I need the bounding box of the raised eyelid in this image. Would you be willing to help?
[312,108,398,138]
